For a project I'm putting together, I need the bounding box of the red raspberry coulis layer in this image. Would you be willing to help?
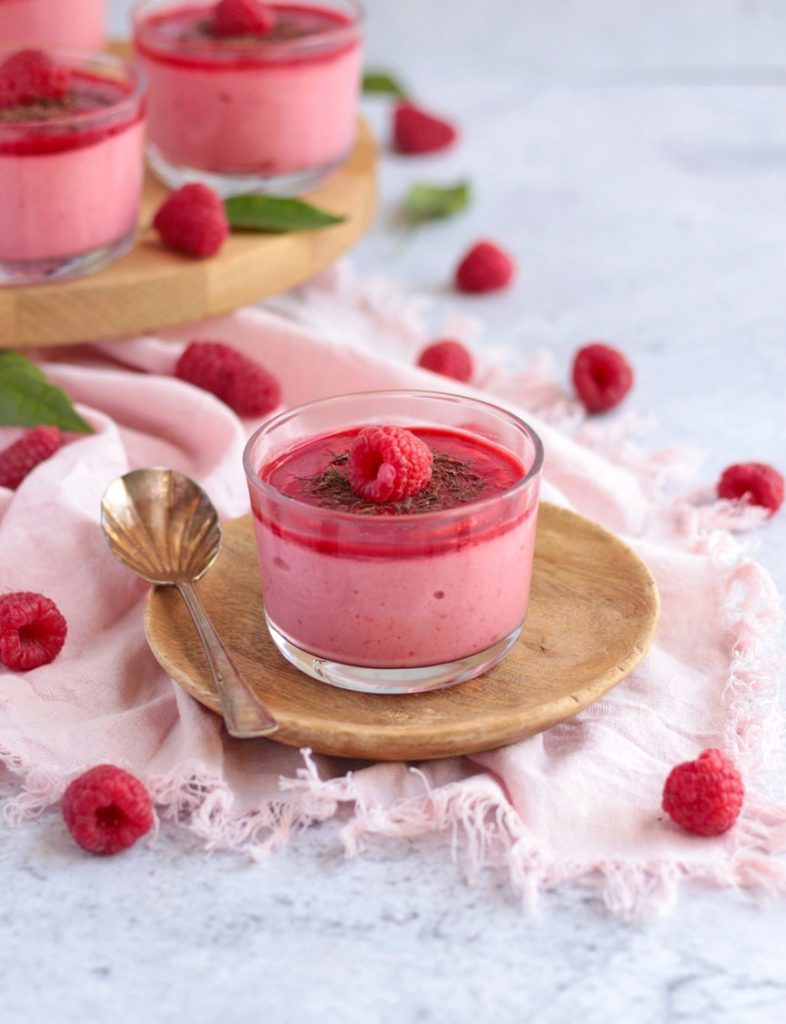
[265,427,524,510]
[136,3,357,70]
[0,71,142,157]
[253,426,531,558]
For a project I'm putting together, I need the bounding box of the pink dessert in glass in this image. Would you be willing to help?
[244,391,543,694]
[133,0,363,195]
[0,48,146,284]
[0,0,107,50]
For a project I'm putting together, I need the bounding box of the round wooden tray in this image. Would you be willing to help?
[144,503,660,761]
[1,118,377,349]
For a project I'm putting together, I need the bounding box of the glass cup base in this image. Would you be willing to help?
[147,143,352,198]
[0,227,136,287]
[266,616,524,695]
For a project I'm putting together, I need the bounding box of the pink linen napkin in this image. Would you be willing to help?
[2,296,785,917]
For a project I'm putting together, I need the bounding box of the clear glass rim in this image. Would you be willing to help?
[0,47,146,135]
[243,389,545,525]
[133,0,365,58]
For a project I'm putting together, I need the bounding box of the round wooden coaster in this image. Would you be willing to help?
[1,118,376,348]
[144,504,660,761]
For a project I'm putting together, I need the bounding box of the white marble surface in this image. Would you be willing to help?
[3,2,786,1021]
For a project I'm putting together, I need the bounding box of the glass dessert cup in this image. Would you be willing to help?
[0,49,147,286]
[133,0,364,197]
[243,391,544,695]
[0,0,107,51]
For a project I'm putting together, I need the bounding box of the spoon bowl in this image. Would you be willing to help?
[101,468,222,585]
[101,468,278,738]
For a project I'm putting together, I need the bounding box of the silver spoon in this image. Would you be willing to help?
[100,467,278,738]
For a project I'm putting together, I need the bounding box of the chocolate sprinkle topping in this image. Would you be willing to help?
[300,450,488,515]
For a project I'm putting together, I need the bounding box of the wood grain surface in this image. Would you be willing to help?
[0,119,377,348]
[144,503,660,761]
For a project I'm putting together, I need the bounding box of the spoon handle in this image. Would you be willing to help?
[176,581,278,738]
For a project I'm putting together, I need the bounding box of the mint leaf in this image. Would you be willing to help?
[362,69,408,99]
[0,352,92,433]
[224,195,345,233]
[405,180,471,224]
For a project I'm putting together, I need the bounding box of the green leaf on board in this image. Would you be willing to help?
[0,352,93,433]
[362,69,409,98]
[404,180,471,224]
[224,195,345,233]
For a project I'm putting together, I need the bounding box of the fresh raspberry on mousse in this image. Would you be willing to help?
[348,425,434,504]
[212,0,276,37]
[0,49,70,109]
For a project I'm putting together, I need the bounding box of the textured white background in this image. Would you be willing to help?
[3,2,786,1022]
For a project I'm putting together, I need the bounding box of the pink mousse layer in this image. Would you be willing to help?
[0,0,106,50]
[251,428,539,669]
[0,75,145,262]
[135,3,362,176]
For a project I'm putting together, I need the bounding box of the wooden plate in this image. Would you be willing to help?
[144,503,660,761]
[0,117,376,348]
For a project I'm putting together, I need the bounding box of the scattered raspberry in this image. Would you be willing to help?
[0,49,70,108]
[0,426,64,490]
[717,462,784,516]
[454,240,514,294]
[153,183,229,258]
[175,341,281,416]
[393,101,457,155]
[61,764,153,855]
[572,342,634,413]
[417,339,474,383]
[348,426,433,504]
[662,749,744,836]
[0,591,67,672]
[212,0,275,37]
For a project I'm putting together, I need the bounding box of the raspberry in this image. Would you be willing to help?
[662,749,744,836]
[0,426,64,490]
[0,49,70,108]
[417,339,474,383]
[393,101,457,155]
[717,462,784,516]
[572,342,634,413]
[175,341,281,416]
[61,764,153,855]
[0,591,67,672]
[153,183,229,258]
[212,0,275,37]
[455,240,514,294]
[348,425,433,504]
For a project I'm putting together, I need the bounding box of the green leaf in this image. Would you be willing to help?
[0,352,93,433]
[405,180,471,224]
[224,195,345,233]
[362,69,409,99]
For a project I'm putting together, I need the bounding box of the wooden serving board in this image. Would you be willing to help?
[144,503,660,761]
[0,118,376,348]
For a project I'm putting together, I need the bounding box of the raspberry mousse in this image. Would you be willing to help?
[244,391,543,694]
[133,0,363,195]
[0,0,106,51]
[0,48,146,283]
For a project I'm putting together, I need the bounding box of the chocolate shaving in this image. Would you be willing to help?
[0,89,115,124]
[300,450,488,515]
